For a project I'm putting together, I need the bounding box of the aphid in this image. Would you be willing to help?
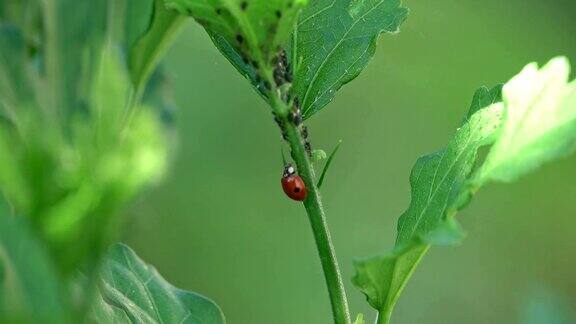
[301,125,309,139]
[290,108,302,126]
[304,141,312,157]
[272,49,293,88]
[293,97,300,110]
[274,68,285,86]
[278,49,288,67]
[281,164,307,201]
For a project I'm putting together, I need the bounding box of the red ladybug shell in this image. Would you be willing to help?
[281,174,307,201]
[281,165,307,201]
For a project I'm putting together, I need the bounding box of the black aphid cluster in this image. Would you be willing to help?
[270,49,312,157]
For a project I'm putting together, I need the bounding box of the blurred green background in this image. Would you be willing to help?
[122,1,576,323]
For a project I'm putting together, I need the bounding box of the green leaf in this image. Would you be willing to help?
[93,243,225,324]
[353,91,503,319]
[207,31,266,99]
[353,57,576,322]
[128,0,186,91]
[475,57,576,183]
[466,84,503,118]
[0,199,68,322]
[291,0,408,119]
[317,140,342,188]
[353,313,365,324]
[166,0,309,66]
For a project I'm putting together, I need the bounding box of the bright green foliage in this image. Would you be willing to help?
[166,0,308,65]
[291,0,408,118]
[92,244,225,324]
[353,57,576,321]
[0,1,228,322]
[475,57,576,183]
[0,0,174,276]
[0,199,67,323]
[0,0,179,319]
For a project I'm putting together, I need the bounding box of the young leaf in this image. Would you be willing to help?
[128,0,186,91]
[475,57,576,184]
[317,140,342,189]
[353,313,365,324]
[0,200,68,323]
[165,0,309,68]
[291,0,408,119]
[93,243,225,324]
[353,57,576,322]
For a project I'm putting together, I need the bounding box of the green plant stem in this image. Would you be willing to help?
[377,310,392,324]
[269,94,351,324]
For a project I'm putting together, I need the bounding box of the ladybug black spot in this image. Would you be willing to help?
[294,187,301,193]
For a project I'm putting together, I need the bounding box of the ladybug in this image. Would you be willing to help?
[281,164,307,201]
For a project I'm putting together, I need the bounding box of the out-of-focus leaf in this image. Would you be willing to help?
[0,0,175,307]
[0,24,32,213]
[93,243,225,324]
[475,57,576,183]
[124,0,154,50]
[0,24,34,113]
[0,199,68,323]
[166,0,308,68]
[42,0,107,115]
[128,0,186,91]
[291,0,408,119]
[354,57,576,322]
[0,0,30,25]
[38,43,169,274]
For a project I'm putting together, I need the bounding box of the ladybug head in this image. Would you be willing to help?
[283,164,296,178]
